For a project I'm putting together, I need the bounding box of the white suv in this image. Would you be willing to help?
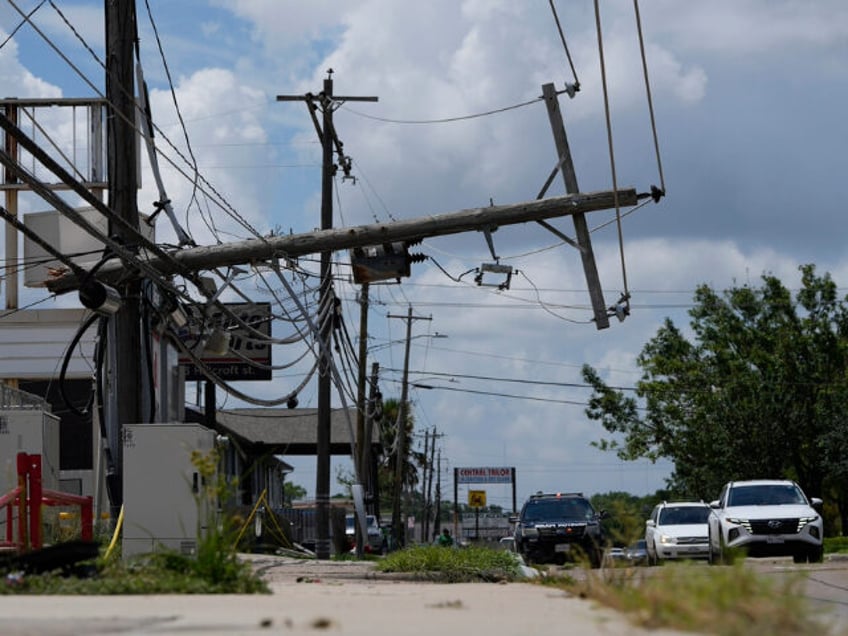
[645,501,710,565]
[707,479,824,564]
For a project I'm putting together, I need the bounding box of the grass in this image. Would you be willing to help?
[375,544,521,582]
[0,449,269,595]
[824,536,848,554]
[542,561,824,636]
[0,535,270,595]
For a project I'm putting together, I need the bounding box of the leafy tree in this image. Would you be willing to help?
[583,265,848,532]
[282,482,307,506]
[591,491,656,546]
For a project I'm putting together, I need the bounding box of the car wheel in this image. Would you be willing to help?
[792,551,808,564]
[718,533,735,565]
[809,545,824,563]
[647,546,657,567]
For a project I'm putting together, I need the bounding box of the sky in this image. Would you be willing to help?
[1,1,847,512]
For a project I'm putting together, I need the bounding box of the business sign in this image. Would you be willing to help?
[178,302,272,381]
[456,466,513,484]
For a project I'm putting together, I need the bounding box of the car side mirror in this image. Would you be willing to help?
[810,497,823,512]
[645,519,655,527]
[709,500,720,509]
[598,509,609,520]
[508,515,519,524]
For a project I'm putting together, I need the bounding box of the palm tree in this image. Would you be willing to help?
[377,398,423,510]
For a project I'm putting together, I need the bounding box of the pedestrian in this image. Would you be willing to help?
[437,527,454,547]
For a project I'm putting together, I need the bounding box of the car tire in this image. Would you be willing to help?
[792,551,808,564]
[707,529,720,566]
[809,545,824,563]
[647,547,657,567]
[718,533,735,565]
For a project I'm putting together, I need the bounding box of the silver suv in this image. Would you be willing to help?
[707,479,824,564]
[645,501,710,565]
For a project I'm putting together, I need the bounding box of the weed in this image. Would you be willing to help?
[545,561,824,636]
[376,544,520,582]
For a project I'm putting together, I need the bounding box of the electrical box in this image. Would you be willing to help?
[122,423,217,559]
[0,409,60,494]
[0,409,60,541]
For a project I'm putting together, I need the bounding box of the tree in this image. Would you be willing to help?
[377,398,423,510]
[583,265,848,532]
[283,482,307,507]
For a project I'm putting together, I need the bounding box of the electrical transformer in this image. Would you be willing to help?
[122,422,217,559]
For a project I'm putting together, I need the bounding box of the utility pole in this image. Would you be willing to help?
[104,0,143,516]
[432,449,442,538]
[541,82,609,329]
[388,306,431,548]
[45,188,640,295]
[277,72,377,559]
[424,427,439,543]
[354,282,369,558]
[364,361,380,516]
[420,428,430,543]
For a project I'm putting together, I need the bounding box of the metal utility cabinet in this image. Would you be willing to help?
[122,423,217,559]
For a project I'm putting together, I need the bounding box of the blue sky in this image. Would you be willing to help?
[2,1,847,509]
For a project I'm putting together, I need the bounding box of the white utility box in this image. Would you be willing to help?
[122,422,217,559]
[0,408,60,541]
[0,409,60,494]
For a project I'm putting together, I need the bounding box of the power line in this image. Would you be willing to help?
[340,96,542,125]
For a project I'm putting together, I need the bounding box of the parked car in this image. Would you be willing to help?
[499,536,516,552]
[510,492,606,567]
[645,501,710,565]
[625,539,649,565]
[345,513,385,553]
[707,479,823,564]
[603,546,628,567]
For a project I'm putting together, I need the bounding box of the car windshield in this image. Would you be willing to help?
[728,484,806,507]
[345,514,378,532]
[658,506,710,525]
[522,498,594,521]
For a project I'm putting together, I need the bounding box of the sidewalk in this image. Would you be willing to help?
[0,555,691,635]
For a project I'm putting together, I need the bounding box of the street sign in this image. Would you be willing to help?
[178,302,272,381]
[468,490,486,508]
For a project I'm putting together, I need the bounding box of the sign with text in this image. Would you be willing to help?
[456,466,513,484]
[178,302,272,382]
[468,490,486,508]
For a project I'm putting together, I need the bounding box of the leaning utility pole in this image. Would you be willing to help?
[388,306,431,548]
[277,72,377,559]
[104,0,144,516]
[45,189,640,295]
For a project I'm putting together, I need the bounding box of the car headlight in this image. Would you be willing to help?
[522,526,538,538]
[659,534,677,545]
[797,516,818,532]
[725,517,752,531]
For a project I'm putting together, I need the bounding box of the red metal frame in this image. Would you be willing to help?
[0,452,93,552]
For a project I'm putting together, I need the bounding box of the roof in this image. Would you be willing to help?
[190,407,382,456]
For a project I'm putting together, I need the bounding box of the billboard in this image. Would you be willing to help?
[178,302,272,382]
